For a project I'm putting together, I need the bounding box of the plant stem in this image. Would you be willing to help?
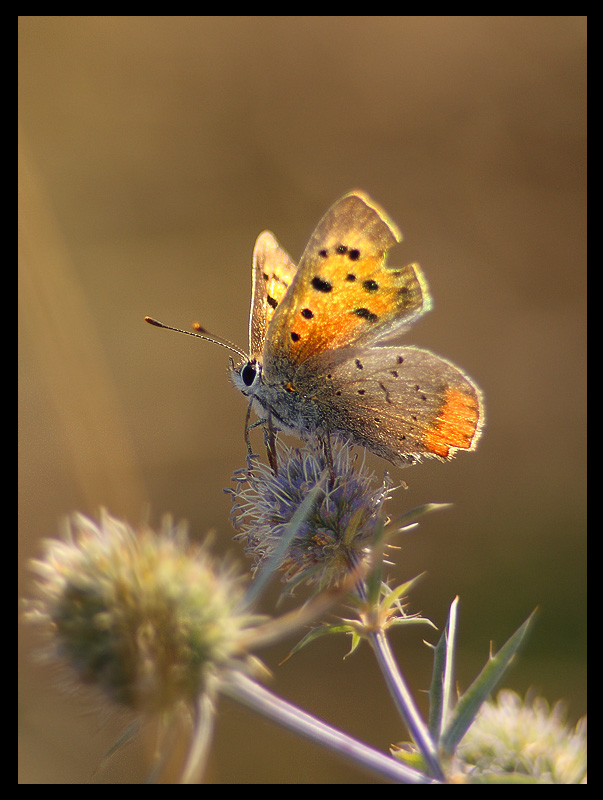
[369,629,445,781]
[222,671,440,784]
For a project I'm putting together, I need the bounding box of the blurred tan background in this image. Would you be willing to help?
[19,17,586,784]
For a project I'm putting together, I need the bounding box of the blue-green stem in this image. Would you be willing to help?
[354,575,444,780]
[222,671,440,784]
[369,628,445,781]
[179,692,216,784]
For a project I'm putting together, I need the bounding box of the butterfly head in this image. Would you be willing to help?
[230,356,263,398]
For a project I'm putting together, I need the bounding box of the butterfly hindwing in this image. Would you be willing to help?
[300,345,483,465]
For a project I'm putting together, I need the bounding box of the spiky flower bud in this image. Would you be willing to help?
[456,690,587,784]
[26,511,265,715]
[227,439,394,590]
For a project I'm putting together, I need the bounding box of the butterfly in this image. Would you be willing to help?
[147,190,483,473]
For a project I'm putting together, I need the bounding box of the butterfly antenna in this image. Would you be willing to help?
[144,316,247,360]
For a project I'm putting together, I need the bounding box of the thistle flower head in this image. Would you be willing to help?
[456,690,587,784]
[228,439,394,590]
[26,511,265,716]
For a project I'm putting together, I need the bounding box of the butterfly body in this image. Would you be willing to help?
[230,191,483,467]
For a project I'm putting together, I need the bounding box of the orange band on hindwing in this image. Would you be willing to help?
[424,387,481,458]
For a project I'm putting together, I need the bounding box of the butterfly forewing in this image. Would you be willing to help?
[249,231,297,356]
[265,192,431,369]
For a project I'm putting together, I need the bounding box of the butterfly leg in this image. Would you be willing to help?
[265,413,278,474]
[244,399,255,456]
[244,401,278,472]
[322,430,336,484]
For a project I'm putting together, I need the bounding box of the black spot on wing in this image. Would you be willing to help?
[311,276,332,293]
[352,308,378,323]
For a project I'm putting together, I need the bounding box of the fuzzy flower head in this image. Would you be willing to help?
[26,511,265,717]
[455,690,587,784]
[228,438,394,591]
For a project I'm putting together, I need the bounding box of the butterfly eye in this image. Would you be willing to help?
[241,361,259,387]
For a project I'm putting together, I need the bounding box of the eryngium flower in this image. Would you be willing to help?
[456,690,587,784]
[26,511,265,715]
[228,439,393,590]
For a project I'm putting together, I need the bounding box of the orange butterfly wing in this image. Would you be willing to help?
[249,231,297,357]
[264,191,430,368]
